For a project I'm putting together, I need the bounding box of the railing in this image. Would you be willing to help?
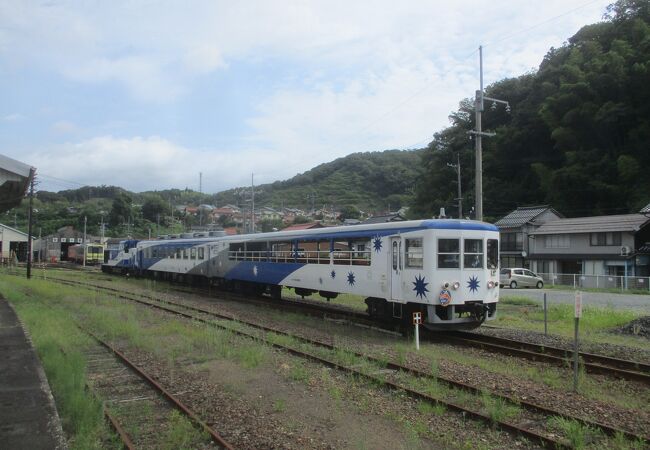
[228,250,371,266]
[536,272,650,292]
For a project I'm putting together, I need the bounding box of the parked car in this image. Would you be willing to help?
[499,268,544,289]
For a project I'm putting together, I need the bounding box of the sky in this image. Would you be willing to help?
[0,0,612,194]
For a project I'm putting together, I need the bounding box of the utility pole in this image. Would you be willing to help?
[26,168,35,279]
[83,215,87,267]
[251,173,255,233]
[447,153,462,219]
[469,45,510,221]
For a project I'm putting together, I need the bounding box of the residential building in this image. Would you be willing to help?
[495,206,563,268]
[282,222,324,231]
[363,213,406,224]
[528,214,650,277]
[0,223,31,262]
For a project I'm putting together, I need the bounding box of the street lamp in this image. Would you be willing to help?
[468,45,510,222]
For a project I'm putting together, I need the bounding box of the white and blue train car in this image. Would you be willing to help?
[105,219,500,329]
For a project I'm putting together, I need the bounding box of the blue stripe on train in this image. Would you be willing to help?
[224,261,305,285]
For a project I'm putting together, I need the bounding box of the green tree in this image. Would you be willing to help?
[109,192,132,227]
[141,195,169,224]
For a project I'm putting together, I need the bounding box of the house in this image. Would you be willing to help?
[528,213,650,277]
[363,213,406,224]
[258,206,282,221]
[0,223,32,262]
[282,222,324,231]
[494,206,563,268]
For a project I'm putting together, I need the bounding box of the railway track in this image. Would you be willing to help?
[49,276,650,448]
[171,282,650,384]
[79,326,233,450]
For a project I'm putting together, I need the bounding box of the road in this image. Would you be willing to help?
[500,287,650,313]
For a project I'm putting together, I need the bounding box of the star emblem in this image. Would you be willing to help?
[253,265,258,276]
[331,270,336,279]
[412,274,429,299]
[467,275,480,293]
[373,235,383,253]
[347,271,355,286]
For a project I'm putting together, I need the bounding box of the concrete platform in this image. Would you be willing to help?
[0,296,66,449]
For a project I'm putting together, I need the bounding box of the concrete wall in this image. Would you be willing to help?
[530,232,635,256]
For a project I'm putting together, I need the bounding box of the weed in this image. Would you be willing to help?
[236,343,268,368]
[273,398,286,412]
[548,416,593,450]
[161,410,207,450]
[481,392,521,423]
[289,363,310,383]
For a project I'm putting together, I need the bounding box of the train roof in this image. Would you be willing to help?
[141,219,498,248]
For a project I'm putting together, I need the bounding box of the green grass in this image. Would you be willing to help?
[544,283,650,296]
[547,416,594,450]
[481,392,521,423]
[161,410,209,450]
[499,296,539,306]
[0,276,117,449]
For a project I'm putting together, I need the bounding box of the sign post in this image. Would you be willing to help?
[413,312,422,350]
[543,292,548,336]
[573,290,582,392]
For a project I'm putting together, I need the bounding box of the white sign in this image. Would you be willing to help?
[574,291,582,318]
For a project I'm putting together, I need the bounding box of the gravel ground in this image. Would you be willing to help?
[613,316,650,339]
[70,275,650,445]
[475,325,650,364]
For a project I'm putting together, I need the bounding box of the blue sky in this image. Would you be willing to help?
[0,0,611,193]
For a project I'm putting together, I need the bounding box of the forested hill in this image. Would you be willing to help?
[412,0,650,221]
[212,149,423,212]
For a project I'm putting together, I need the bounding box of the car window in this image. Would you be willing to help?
[500,269,509,275]
[514,269,524,275]
[524,270,536,277]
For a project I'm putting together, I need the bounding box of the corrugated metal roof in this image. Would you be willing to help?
[530,214,649,235]
[495,206,554,228]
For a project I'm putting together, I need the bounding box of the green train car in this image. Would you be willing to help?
[68,243,104,265]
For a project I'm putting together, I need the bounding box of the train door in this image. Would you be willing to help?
[390,237,403,301]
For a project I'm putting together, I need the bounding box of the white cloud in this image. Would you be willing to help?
[28,135,292,192]
[51,120,78,134]
[2,113,24,121]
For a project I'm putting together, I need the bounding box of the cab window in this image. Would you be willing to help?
[463,239,483,269]
[487,239,499,269]
[438,239,459,268]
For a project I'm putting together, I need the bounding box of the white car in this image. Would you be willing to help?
[499,268,544,289]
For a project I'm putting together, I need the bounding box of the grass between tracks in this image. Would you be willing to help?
[0,276,119,450]
[7,269,648,448]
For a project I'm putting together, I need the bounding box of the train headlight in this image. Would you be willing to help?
[487,280,495,289]
[452,281,460,290]
[442,282,450,289]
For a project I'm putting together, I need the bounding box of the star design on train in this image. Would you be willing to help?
[347,271,355,286]
[412,274,429,299]
[467,275,480,293]
[253,265,258,276]
[373,235,383,253]
[331,270,336,279]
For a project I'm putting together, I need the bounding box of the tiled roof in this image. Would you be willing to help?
[495,206,557,228]
[530,214,650,235]
[282,222,324,231]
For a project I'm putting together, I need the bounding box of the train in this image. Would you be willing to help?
[102,219,500,329]
[68,243,105,265]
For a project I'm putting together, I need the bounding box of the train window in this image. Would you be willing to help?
[183,249,188,259]
[198,247,205,259]
[190,248,196,259]
[153,248,159,258]
[175,248,181,259]
[487,239,498,269]
[438,239,459,268]
[392,241,398,270]
[405,238,423,268]
[463,239,483,268]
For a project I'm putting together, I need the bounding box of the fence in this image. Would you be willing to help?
[536,272,650,292]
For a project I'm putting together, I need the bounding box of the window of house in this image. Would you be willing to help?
[438,239,459,268]
[464,239,483,268]
[405,238,423,268]
[590,232,622,246]
[544,235,570,248]
[501,232,523,251]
